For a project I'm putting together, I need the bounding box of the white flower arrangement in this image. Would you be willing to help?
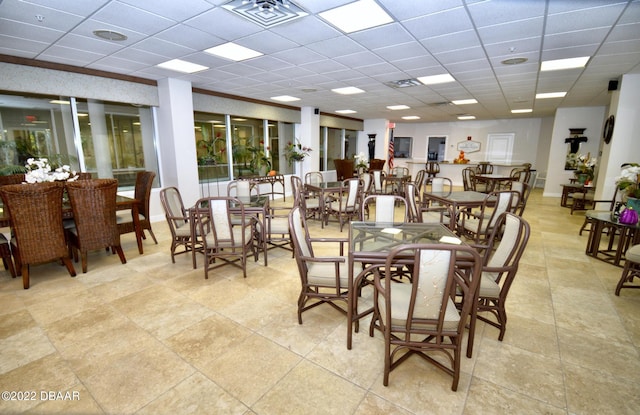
[24,158,78,183]
[354,152,368,169]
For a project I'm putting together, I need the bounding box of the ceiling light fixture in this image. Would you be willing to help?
[205,42,263,61]
[331,86,365,95]
[222,0,308,28]
[536,92,567,99]
[501,57,528,65]
[319,0,394,34]
[387,105,410,110]
[157,59,209,74]
[451,99,478,105]
[402,116,420,120]
[271,95,300,102]
[93,30,128,41]
[336,110,357,114]
[417,74,455,85]
[541,56,589,71]
[511,109,533,114]
[457,115,476,120]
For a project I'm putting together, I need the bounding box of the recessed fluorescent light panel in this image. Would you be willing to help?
[319,0,394,33]
[49,100,70,105]
[402,116,420,120]
[331,86,365,95]
[205,42,263,61]
[387,105,410,110]
[417,74,455,85]
[336,109,357,114]
[511,109,532,114]
[536,92,566,99]
[157,59,209,74]
[457,115,476,120]
[541,56,589,71]
[271,95,300,102]
[451,99,477,105]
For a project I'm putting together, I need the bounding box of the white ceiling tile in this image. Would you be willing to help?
[0,18,63,43]
[348,23,414,50]
[91,2,176,34]
[118,0,215,22]
[400,7,472,40]
[155,25,225,50]
[1,0,639,122]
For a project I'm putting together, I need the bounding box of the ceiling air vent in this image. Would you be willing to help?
[385,78,422,89]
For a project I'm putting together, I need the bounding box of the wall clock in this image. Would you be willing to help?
[603,115,615,144]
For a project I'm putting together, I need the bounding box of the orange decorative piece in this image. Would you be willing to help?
[268,170,276,176]
[453,150,469,164]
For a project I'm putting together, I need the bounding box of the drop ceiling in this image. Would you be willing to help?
[0,0,639,122]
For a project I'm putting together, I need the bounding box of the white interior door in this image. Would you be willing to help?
[486,133,514,163]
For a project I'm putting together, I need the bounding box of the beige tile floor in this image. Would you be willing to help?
[1,188,640,414]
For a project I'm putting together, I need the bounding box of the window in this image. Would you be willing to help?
[394,137,412,158]
[0,92,159,188]
[194,112,294,184]
[319,127,359,172]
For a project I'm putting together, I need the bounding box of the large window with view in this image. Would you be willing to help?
[195,112,294,186]
[319,127,358,173]
[0,92,159,189]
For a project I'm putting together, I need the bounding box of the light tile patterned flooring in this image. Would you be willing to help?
[1,188,640,414]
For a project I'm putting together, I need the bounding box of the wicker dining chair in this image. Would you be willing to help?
[368,244,482,390]
[0,181,76,289]
[160,186,205,268]
[0,174,25,185]
[193,196,258,279]
[117,171,157,252]
[66,179,126,273]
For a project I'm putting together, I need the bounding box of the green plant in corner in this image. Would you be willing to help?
[616,163,640,198]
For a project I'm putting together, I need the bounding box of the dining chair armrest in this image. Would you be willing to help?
[299,255,346,264]
[309,237,348,255]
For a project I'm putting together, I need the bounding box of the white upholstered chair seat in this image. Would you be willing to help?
[306,258,349,287]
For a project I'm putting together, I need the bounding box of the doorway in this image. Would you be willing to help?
[427,136,447,162]
[486,133,514,163]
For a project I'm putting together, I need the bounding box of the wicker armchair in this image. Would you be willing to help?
[66,179,126,273]
[0,182,76,289]
[0,174,25,185]
[117,171,157,253]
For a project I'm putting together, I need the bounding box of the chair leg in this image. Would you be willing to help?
[147,228,158,244]
[81,251,88,273]
[62,257,77,277]
[114,245,127,265]
[616,260,640,295]
[22,265,29,289]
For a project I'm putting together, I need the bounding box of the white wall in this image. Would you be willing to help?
[393,118,542,167]
[595,74,640,200]
[543,106,606,197]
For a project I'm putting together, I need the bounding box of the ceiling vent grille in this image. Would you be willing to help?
[222,0,308,28]
[385,78,422,88]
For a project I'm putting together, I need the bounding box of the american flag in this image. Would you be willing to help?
[388,130,394,169]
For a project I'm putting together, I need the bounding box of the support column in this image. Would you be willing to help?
[156,78,199,207]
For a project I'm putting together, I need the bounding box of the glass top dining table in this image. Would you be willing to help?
[346,221,465,349]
